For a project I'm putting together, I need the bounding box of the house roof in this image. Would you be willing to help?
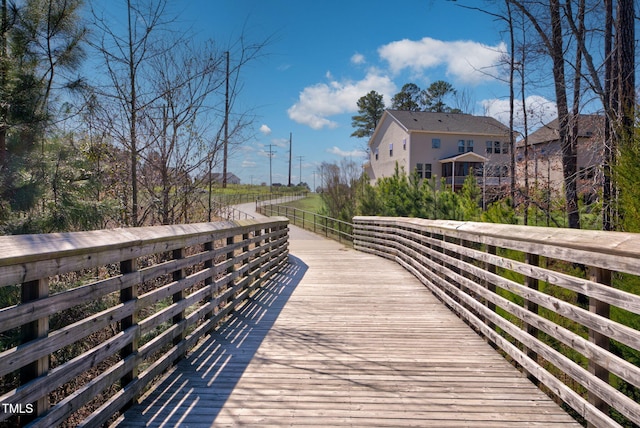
[210,172,240,181]
[519,114,605,146]
[384,110,511,136]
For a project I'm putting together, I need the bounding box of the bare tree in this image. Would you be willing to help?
[140,39,224,224]
[509,0,579,229]
[89,0,179,226]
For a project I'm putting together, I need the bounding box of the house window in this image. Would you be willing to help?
[416,163,423,178]
[425,163,432,179]
[486,141,507,154]
[389,143,393,157]
[403,138,407,150]
[374,148,379,160]
[466,140,474,152]
[432,138,441,149]
[458,140,465,153]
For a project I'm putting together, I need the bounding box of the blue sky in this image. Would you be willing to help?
[179,0,558,187]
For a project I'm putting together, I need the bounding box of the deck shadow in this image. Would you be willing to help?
[115,255,308,427]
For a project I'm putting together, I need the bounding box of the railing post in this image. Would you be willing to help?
[204,241,215,331]
[172,248,186,355]
[119,258,139,408]
[587,266,611,426]
[242,231,250,284]
[20,278,50,423]
[485,245,497,331]
[524,252,540,385]
[226,234,236,284]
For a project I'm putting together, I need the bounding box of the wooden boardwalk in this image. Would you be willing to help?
[115,223,580,427]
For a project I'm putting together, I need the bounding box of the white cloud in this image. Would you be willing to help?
[241,160,257,168]
[288,71,396,130]
[259,124,272,135]
[351,53,365,65]
[378,37,507,84]
[327,146,367,158]
[271,137,289,148]
[482,95,558,131]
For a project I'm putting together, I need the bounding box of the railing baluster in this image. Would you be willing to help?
[524,252,540,385]
[242,232,250,285]
[587,265,611,427]
[204,241,215,332]
[172,248,186,355]
[484,245,497,332]
[119,258,139,408]
[20,278,50,423]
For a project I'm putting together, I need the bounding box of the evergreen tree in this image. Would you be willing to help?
[351,90,385,138]
[459,171,482,221]
[421,80,461,113]
[617,129,640,232]
[391,83,421,111]
[0,0,87,229]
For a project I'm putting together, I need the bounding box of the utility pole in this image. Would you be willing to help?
[222,50,229,188]
[296,155,304,186]
[288,133,292,187]
[268,144,276,192]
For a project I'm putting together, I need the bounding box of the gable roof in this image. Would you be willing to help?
[439,151,489,163]
[385,110,511,135]
[521,114,605,146]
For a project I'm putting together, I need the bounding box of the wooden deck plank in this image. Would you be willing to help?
[114,225,580,427]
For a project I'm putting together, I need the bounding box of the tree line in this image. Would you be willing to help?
[0,0,265,234]
[350,0,637,233]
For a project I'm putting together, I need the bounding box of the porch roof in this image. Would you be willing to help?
[438,152,488,163]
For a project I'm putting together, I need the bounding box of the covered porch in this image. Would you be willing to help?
[439,151,487,191]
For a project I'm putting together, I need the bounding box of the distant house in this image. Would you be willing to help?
[515,114,604,200]
[366,110,512,192]
[207,172,241,185]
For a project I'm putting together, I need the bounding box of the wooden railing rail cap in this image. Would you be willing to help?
[353,216,640,259]
[0,218,289,267]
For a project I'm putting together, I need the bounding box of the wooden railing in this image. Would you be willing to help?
[353,216,640,428]
[0,217,289,427]
[257,204,353,244]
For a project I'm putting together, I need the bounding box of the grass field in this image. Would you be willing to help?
[278,193,324,213]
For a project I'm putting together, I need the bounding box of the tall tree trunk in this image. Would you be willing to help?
[0,0,7,168]
[570,0,585,215]
[616,0,635,229]
[127,0,139,227]
[506,0,517,205]
[617,0,635,142]
[520,13,530,226]
[550,0,580,229]
[603,0,614,230]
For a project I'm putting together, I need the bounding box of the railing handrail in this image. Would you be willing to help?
[0,217,289,427]
[353,216,640,428]
[258,204,353,244]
